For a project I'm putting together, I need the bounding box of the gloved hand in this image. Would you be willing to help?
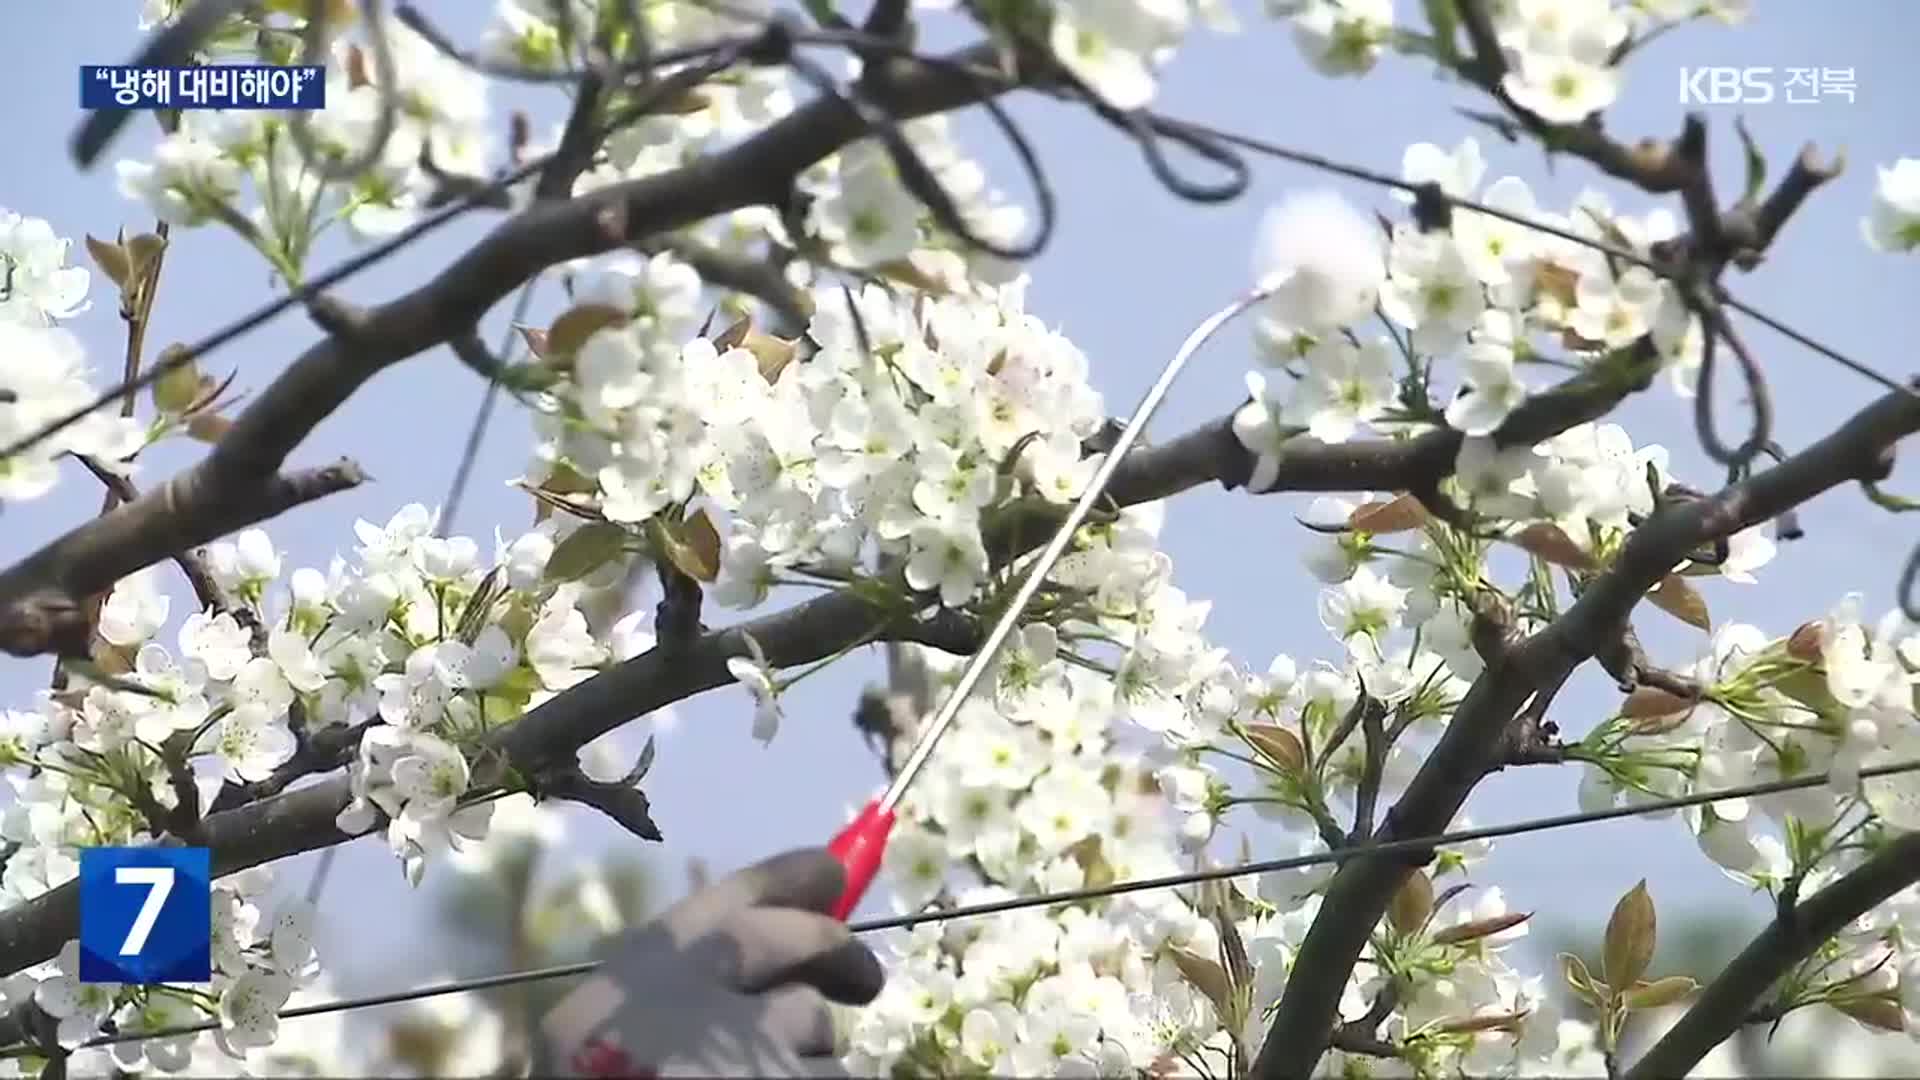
[533,847,886,1078]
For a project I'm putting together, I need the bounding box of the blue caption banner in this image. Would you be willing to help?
[79,65,326,111]
[79,847,212,985]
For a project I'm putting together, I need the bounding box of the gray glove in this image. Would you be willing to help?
[534,847,886,1078]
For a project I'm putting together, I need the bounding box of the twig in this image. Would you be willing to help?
[535,763,661,841]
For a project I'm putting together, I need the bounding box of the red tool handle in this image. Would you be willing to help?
[825,797,896,921]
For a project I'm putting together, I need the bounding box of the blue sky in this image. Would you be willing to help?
[2,2,1916,997]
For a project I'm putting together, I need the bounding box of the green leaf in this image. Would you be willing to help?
[1432,911,1531,946]
[545,304,630,367]
[1170,947,1236,1029]
[1602,880,1657,991]
[1832,991,1906,1032]
[1388,871,1435,936]
[1624,975,1698,1011]
[1775,667,1842,716]
[124,232,167,283]
[1647,574,1711,631]
[545,522,629,583]
[652,509,721,583]
[86,233,132,291]
[150,344,202,415]
[1242,724,1305,775]
[1560,951,1604,1008]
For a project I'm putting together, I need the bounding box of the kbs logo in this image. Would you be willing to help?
[78,847,212,984]
[1679,66,1857,106]
[1679,66,1774,104]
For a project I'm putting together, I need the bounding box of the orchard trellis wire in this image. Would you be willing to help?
[2,0,1917,1065]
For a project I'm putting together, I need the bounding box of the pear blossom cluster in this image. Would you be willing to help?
[839,505,1612,1075]
[118,3,492,273]
[0,209,144,502]
[1235,134,1718,496]
[487,0,797,202]
[0,504,665,1061]
[1278,0,1750,123]
[798,114,1033,290]
[1568,598,1920,1036]
[525,274,1108,638]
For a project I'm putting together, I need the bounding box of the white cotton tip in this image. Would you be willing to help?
[1251,189,1387,335]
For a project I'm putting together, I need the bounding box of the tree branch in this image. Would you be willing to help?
[73,456,225,614]
[1453,0,1692,193]
[1251,380,1920,1079]
[0,461,364,658]
[1625,832,1920,1079]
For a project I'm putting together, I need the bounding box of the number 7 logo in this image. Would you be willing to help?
[115,866,175,956]
[80,848,211,985]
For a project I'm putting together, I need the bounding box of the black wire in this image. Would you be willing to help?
[438,278,542,537]
[53,756,1920,1052]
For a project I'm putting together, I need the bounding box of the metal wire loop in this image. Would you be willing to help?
[286,0,400,184]
[1690,291,1774,471]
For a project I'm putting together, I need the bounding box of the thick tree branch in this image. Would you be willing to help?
[1625,832,1920,1080]
[1252,380,1920,1079]
[0,461,364,658]
[73,456,224,614]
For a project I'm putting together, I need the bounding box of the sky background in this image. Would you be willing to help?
[3,0,1918,1018]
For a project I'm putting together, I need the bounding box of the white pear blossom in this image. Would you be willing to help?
[1862,158,1920,254]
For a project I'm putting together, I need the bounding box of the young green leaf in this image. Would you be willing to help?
[655,509,721,583]
[1388,870,1435,936]
[545,304,629,367]
[546,522,629,583]
[1560,952,1604,1008]
[1602,880,1657,991]
[1170,948,1235,1029]
[1242,723,1305,775]
[1832,991,1906,1033]
[1647,575,1711,631]
[1623,975,1698,1011]
[150,344,202,415]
